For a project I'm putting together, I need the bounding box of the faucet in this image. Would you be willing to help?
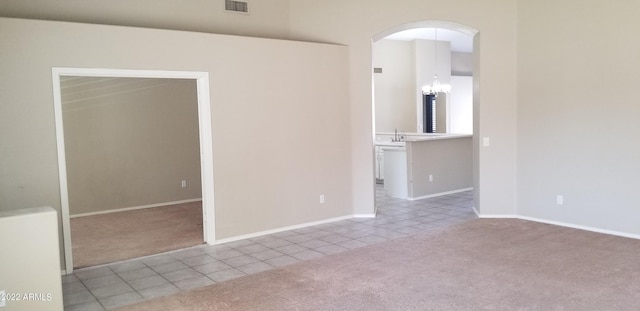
[392,128,404,142]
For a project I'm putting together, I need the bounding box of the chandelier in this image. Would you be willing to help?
[422,28,451,96]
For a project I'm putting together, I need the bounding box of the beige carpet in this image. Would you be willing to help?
[71,202,204,268]
[118,218,640,310]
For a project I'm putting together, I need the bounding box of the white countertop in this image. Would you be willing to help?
[375,141,405,147]
[381,146,406,152]
[404,134,472,142]
[376,133,472,145]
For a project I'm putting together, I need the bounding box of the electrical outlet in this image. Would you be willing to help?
[181,180,187,188]
[319,195,325,204]
[428,175,433,182]
[0,290,5,307]
[556,195,564,205]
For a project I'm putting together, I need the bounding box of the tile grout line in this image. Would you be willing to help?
[105,264,144,310]
[69,278,103,310]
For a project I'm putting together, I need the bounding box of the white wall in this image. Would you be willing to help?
[0,0,291,39]
[1,0,637,246]
[289,0,518,217]
[0,18,351,269]
[449,76,473,134]
[375,38,470,135]
[372,39,415,132]
[373,38,453,134]
[451,52,473,76]
[516,1,640,236]
[1,0,637,265]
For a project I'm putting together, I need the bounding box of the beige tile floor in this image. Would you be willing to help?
[63,186,475,310]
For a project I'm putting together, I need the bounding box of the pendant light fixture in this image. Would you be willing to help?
[422,28,451,97]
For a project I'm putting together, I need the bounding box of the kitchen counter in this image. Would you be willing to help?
[375,141,405,147]
[376,133,471,144]
[382,134,473,200]
[404,133,471,142]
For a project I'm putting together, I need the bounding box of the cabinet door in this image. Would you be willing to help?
[375,147,382,180]
[379,149,384,180]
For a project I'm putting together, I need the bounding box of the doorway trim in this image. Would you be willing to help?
[52,67,215,274]
[372,20,478,42]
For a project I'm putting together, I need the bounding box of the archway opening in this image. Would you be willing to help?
[371,21,479,215]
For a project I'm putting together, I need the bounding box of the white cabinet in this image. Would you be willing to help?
[375,146,384,182]
[375,142,405,183]
[383,147,408,199]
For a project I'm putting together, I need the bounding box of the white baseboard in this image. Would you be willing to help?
[517,215,640,240]
[409,187,473,201]
[70,198,202,218]
[214,215,355,245]
[477,213,640,241]
[477,214,517,219]
[353,214,376,218]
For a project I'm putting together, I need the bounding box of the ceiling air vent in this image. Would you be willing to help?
[225,0,249,14]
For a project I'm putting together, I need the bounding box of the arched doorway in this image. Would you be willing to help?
[371,21,479,212]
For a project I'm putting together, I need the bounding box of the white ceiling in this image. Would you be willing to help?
[384,28,473,53]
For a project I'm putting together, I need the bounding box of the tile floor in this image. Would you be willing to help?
[62,186,476,310]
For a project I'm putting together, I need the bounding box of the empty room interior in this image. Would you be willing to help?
[1,1,640,310]
[61,76,205,269]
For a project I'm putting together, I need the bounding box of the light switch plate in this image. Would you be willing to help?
[0,290,6,307]
[483,137,490,147]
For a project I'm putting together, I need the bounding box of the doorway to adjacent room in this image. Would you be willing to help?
[52,68,215,273]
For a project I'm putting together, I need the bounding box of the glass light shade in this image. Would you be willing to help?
[422,75,451,95]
